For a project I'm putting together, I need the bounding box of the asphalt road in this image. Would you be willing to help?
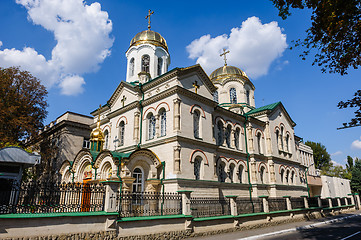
[187,212,361,240]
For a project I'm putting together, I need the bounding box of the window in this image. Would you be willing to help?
[160,110,166,137]
[234,128,240,150]
[276,130,279,149]
[104,130,109,149]
[194,157,202,180]
[157,57,163,75]
[141,55,150,73]
[148,114,156,140]
[280,169,284,183]
[260,166,265,184]
[83,139,90,149]
[229,164,235,183]
[132,168,143,192]
[217,161,227,182]
[119,121,125,146]
[286,135,290,152]
[238,165,244,183]
[230,88,237,104]
[225,125,232,147]
[290,171,294,184]
[129,58,134,77]
[285,170,289,184]
[217,121,224,145]
[213,91,219,103]
[257,132,262,154]
[246,90,250,105]
[193,110,200,138]
[280,127,284,150]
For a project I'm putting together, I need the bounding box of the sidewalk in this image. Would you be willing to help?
[187,210,361,240]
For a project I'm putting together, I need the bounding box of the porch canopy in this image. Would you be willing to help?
[0,147,40,166]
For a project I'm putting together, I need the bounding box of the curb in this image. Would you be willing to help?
[239,213,361,240]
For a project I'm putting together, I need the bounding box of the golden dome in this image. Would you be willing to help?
[129,30,168,52]
[90,121,104,142]
[209,65,248,83]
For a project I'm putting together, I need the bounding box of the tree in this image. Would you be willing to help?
[351,158,361,193]
[305,141,331,169]
[346,156,355,172]
[337,90,361,129]
[0,67,48,147]
[271,0,361,75]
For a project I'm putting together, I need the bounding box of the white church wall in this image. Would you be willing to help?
[178,73,214,100]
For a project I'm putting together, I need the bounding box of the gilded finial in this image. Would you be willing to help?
[220,48,230,66]
[145,9,154,30]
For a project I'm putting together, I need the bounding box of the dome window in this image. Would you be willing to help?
[230,88,237,104]
[213,91,219,103]
[129,58,135,77]
[246,90,250,105]
[157,57,163,76]
[142,55,150,73]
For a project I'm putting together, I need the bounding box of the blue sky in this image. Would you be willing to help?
[0,0,360,165]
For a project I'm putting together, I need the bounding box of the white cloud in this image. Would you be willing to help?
[351,136,361,150]
[331,151,342,156]
[331,160,342,166]
[0,0,113,95]
[186,16,287,78]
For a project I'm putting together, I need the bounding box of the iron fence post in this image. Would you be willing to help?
[259,195,269,213]
[225,195,238,216]
[177,190,192,216]
[102,181,121,213]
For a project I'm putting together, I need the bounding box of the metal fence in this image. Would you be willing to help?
[268,198,287,212]
[190,197,231,218]
[236,198,263,215]
[308,197,319,207]
[290,197,305,209]
[331,198,338,207]
[321,198,329,207]
[0,182,105,214]
[118,191,182,217]
[340,198,346,206]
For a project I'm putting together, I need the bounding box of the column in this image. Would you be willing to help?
[213,153,218,178]
[250,157,257,183]
[355,193,361,209]
[155,115,160,137]
[226,195,238,216]
[133,112,140,143]
[173,98,181,132]
[283,196,292,210]
[230,130,235,148]
[327,197,333,208]
[259,195,269,213]
[102,181,121,213]
[348,193,355,206]
[265,121,272,155]
[301,195,309,208]
[247,126,254,152]
[336,197,341,207]
[173,145,181,173]
[268,159,276,183]
[177,190,192,216]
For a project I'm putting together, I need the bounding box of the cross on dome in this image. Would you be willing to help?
[220,48,230,66]
[145,10,154,30]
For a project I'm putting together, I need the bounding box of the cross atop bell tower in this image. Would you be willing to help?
[145,9,154,30]
[220,48,230,66]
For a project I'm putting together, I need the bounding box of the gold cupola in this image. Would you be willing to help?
[210,65,250,84]
[90,106,104,152]
[129,30,168,53]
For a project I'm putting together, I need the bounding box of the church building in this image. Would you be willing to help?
[60,14,313,198]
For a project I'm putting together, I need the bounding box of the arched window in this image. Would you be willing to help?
[238,165,244,183]
[217,161,226,182]
[213,91,219,103]
[193,110,200,138]
[260,166,265,184]
[257,132,262,154]
[286,135,290,152]
[148,114,156,140]
[276,130,280,150]
[230,88,237,104]
[129,58,134,77]
[141,55,150,73]
[157,57,163,75]
[119,121,125,146]
[280,169,284,183]
[132,168,144,192]
[285,170,289,184]
[280,127,284,150]
[246,90,250,105]
[234,128,240,150]
[229,164,235,183]
[290,171,294,184]
[217,121,224,145]
[225,125,232,148]
[104,130,109,149]
[160,110,166,137]
[194,157,202,180]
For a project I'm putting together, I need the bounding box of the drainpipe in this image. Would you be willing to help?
[160,161,165,215]
[243,115,254,212]
[137,83,144,149]
[117,158,123,218]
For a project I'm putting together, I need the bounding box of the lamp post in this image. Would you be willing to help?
[305,162,315,197]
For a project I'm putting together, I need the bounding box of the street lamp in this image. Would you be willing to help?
[305,162,315,198]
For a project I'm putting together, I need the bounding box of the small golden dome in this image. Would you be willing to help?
[129,30,168,52]
[210,65,248,83]
[90,121,104,142]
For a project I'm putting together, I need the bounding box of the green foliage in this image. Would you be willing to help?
[321,163,348,179]
[0,67,48,147]
[271,0,361,75]
[338,90,361,128]
[305,141,331,169]
[351,158,361,193]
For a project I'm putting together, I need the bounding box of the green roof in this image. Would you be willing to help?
[110,151,132,160]
[245,101,281,115]
[89,150,100,161]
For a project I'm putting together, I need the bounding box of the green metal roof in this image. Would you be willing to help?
[89,151,100,161]
[245,101,281,115]
[110,151,132,160]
